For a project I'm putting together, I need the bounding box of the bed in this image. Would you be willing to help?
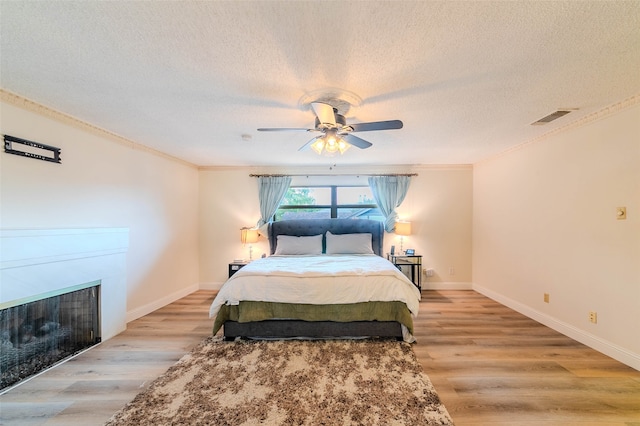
[209,219,421,342]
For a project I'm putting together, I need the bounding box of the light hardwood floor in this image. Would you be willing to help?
[1,290,639,425]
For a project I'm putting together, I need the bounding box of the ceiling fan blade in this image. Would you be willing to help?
[348,120,403,132]
[298,136,322,151]
[342,134,372,149]
[311,102,336,127]
[257,127,314,132]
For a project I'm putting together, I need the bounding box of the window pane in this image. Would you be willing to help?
[275,186,381,222]
[282,187,331,206]
[337,187,376,205]
[337,207,384,221]
[276,208,331,221]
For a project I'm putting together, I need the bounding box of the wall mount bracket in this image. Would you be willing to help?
[3,134,61,164]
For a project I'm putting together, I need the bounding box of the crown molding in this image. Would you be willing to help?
[478,94,640,164]
[0,89,197,169]
[198,164,472,173]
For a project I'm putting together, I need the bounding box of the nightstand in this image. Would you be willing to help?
[228,261,249,278]
[387,254,422,292]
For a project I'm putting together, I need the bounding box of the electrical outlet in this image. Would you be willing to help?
[449,266,455,276]
[424,268,434,277]
[589,311,598,324]
[544,293,549,303]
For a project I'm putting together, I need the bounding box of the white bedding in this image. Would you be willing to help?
[209,254,421,320]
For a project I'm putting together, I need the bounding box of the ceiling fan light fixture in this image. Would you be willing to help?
[310,133,351,156]
[310,138,325,154]
[336,138,350,154]
[259,96,401,154]
[324,136,348,154]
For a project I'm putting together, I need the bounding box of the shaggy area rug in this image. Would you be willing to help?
[105,337,453,425]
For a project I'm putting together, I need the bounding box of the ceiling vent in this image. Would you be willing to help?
[531,110,572,125]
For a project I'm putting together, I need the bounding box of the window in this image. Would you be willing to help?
[275,186,382,221]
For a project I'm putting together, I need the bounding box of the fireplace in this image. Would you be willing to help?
[0,281,101,390]
[0,228,128,391]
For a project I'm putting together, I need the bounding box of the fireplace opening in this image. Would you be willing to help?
[0,282,101,391]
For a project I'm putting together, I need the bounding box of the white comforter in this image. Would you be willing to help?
[209,254,421,319]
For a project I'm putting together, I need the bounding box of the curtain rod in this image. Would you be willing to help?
[249,173,418,178]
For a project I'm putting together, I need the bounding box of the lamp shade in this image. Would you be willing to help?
[310,130,351,156]
[395,221,412,236]
[240,228,259,244]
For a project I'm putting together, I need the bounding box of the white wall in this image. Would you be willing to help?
[1,228,129,340]
[405,166,473,288]
[0,97,200,323]
[473,101,640,369]
[199,165,473,289]
[198,168,262,288]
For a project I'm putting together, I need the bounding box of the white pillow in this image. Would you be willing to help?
[325,231,374,255]
[274,234,323,255]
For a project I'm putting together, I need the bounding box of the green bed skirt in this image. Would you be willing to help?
[212,301,414,335]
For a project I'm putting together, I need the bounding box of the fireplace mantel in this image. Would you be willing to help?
[0,228,128,340]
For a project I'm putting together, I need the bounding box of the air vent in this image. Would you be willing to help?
[531,110,572,126]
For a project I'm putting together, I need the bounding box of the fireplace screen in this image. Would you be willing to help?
[0,283,100,391]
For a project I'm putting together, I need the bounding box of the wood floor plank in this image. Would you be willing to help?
[418,290,640,425]
[1,289,639,425]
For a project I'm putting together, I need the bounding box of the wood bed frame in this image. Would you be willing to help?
[222,218,405,341]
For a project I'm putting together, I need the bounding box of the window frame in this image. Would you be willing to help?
[274,185,378,221]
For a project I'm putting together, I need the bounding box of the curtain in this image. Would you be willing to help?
[256,176,292,230]
[368,176,411,232]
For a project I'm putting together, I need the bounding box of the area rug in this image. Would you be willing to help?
[105,337,453,425]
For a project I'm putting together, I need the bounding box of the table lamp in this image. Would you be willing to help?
[240,227,259,260]
[395,221,411,254]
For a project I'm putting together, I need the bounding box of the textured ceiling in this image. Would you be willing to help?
[1,1,639,167]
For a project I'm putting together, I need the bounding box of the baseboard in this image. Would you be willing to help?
[126,283,200,323]
[473,283,640,371]
[199,281,224,291]
[424,281,473,290]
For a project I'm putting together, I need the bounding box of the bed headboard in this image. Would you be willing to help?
[268,219,384,256]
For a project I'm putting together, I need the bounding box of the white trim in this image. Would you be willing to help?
[1,89,197,169]
[125,283,199,323]
[475,94,640,164]
[1,228,128,341]
[198,164,473,173]
[424,281,473,290]
[0,227,129,270]
[473,283,640,371]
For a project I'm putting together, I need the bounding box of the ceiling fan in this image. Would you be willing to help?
[257,102,403,155]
